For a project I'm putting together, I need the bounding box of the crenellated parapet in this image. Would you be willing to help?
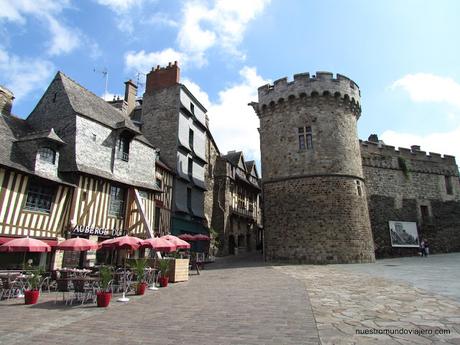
[360,140,459,176]
[254,72,361,117]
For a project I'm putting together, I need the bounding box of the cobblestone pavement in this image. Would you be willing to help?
[276,254,460,345]
[0,255,319,345]
[2,253,460,345]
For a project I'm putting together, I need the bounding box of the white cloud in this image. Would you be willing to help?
[0,49,54,102]
[381,129,460,161]
[177,0,271,65]
[46,15,81,56]
[125,48,185,74]
[123,0,270,70]
[0,0,80,56]
[145,12,178,27]
[392,73,460,108]
[184,66,268,161]
[95,0,144,12]
[95,0,151,34]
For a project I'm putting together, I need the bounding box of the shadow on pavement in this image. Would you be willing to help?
[205,252,268,270]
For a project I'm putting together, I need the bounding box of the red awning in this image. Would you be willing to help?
[0,237,57,247]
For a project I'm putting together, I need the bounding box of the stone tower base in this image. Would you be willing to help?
[263,176,375,264]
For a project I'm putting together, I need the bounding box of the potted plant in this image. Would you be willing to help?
[24,267,44,305]
[96,266,113,307]
[130,258,148,295]
[157,259,170,287]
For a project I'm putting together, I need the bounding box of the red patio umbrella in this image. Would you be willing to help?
[193,234,211,241]
[178,234,196,242]
[56,237,99,251]
[98,235,143,302]
[141,237,177,253]
[0,237,51,253]
[99,235,143,250]
[0,237,52,293]
[161,235,191,249]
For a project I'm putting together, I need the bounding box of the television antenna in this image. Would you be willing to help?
[93,68,109,98]
[135,71,146,95]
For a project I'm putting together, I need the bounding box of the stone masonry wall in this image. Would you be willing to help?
[362,142,460,257]
[141,85,180,171]
[264,176,375,263]
[204,135,219,230]
[254,72,374,263]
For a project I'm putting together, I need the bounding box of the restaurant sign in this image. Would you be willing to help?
[72,225,127,238]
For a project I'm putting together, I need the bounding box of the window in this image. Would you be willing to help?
[306,126,313,149]
[356,180,362,196]
[117,135,130,161]
[38,147,56,164]
[108,185,126,217]
[156,178,162,190]
[188,157,193,176]
[190,102,195,115]
[298,126,313,150]
[187,188,192,211]
[189,128,194,150]
[138,190,149,199]
[445,176,453,195]
[24,181,55,213]
[420,205,430,223]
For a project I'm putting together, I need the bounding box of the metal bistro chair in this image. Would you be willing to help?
[0,276,22,300]
[55,279,72,305]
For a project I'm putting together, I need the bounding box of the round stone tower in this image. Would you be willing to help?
[251,72,375,263]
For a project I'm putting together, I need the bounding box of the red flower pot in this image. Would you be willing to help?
[96,291,112,307]
[136,282,147,295]
[159,276,169,287]
[24,290,40,305]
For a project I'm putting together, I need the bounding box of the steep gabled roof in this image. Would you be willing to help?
[222,151,243,167]
[245,160,259,179]
[57,72,153,147]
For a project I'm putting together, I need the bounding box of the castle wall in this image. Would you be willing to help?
[361,141,460,257]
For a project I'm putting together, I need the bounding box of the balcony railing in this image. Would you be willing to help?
[117,151,129,162]
[230,206,256,220]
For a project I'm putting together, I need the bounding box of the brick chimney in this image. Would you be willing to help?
[0,85,14,116]
[145,61,180,94]
[124,79,137,116]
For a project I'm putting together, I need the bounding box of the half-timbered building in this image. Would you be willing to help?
[0,72,161,268]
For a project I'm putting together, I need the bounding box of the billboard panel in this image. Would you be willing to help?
[389,221,419,247]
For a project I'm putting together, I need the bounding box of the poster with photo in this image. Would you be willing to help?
[389,221,419,247]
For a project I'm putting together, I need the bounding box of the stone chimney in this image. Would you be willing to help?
[368,134,379,143]
[145,61,180,94]
[124,79,137,116]
[411,145,421,152]
[0,85,14,116]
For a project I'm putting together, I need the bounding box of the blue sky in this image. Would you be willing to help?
[2,0,460,164]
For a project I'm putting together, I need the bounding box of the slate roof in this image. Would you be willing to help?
[17,128,65,144]
[245,160,259,178]
[222,151,243,166]
[58,72,154,148]
[0,113,73,186]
